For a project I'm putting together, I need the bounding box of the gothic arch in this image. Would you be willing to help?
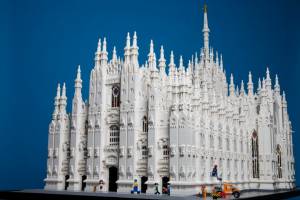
[251,130,259,178]
[109,125,119,146]
[276,144,282,178]
[142,116,148,133]
[111,85,120,107]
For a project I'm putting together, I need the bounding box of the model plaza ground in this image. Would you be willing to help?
[44,4,295,196]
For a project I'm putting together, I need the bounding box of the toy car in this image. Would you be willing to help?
[223,182,240,198]
[211,186,226,199]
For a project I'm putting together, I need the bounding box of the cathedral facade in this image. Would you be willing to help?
[44,6,295,195]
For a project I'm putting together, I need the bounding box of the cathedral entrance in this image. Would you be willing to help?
[141,176,148,193]
[162,176,169,194]
[81,175,87,191]
[108,166,118,192]
[64,175,69,190]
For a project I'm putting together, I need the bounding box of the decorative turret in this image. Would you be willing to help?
[179,55,184,73]
[131,31,139,66]
[101,37,108,65]
[94,39,101,64]
[148,40,157,71]
[282,91,287,108]
[124,32,131,64]
[59,83,67,116]
[112,46,117,63]
[75,65,82,90]
[240,80,245,96]
[274,74,280,93]
[203,3,210,61]
[257,78,262,94]
[265,67,272,90]
[52,83,61,120]
[169,51,176,76]
[229,73,235,97]
[158,45,166,73]
[216,51,219,66]
[247,71,253,96]
[220,54,223,71]
[209,48,214,64]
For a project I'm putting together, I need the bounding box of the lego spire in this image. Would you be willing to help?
[247,71,253,96]
[126,32,130,49]
[131,32,139,66]
[124,33,131,64]
[95,38,101,63]
[229,73,235,96]
[112,46,117,61]
[265,67,272,90]
[274,74,280,93]
[62,82,66,98]
[257,78,261,93]
[158,45,166,72]
[52,83,61,119]
[282,91,287,107]
[101,37,108,63]
[132,31,138,48]
[148,40,156,71]
[169,51,176,75]
[240,80,245,96]
[56,83,61,99]
[179,55,184,70]
[216,51,219,66]
[220,54,223,71]
[75,65,82,89]
[59,82,67,115]
[203,3,210,61]
[97,38,101,52]
[102,37,107,53]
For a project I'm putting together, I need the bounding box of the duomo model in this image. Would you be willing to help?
[44,5,295,195]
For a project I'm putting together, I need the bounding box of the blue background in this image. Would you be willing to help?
[0,0,300,190]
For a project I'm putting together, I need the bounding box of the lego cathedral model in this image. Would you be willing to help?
[44,5,295,195]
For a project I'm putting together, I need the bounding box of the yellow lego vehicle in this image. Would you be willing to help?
[211,182,240,199]
[223,182,240,198]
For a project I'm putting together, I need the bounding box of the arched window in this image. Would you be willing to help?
[142,116,148,133]
[162,145,169,160]
[111,85,120,107]
[252,131,259,178]
[109,126,119,146]
[276,145,282,178]
[141,145,148,160]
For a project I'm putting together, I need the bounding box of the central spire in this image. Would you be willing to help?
[202,3,210,61]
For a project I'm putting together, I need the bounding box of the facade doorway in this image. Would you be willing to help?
[81,175,87,191]
[109,166,118,192]
[162,176,169,194]
[141,176,148,193]
[64,175,69,190]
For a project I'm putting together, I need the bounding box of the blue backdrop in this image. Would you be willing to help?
[0,0,299,190]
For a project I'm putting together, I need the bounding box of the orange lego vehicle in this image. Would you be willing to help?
[223,182,240,198]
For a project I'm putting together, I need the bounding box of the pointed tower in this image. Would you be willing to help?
[131,31,139,66]
[52,84,61,120]
[124,32,131,64]
[274,74,280,94]
[148,40,157,71]
[100,37,108,66]
[68,65,88,191]
[229,73,235,97]
[203,3,210,62]
[247,71,253,96]
[159,45,166,74]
